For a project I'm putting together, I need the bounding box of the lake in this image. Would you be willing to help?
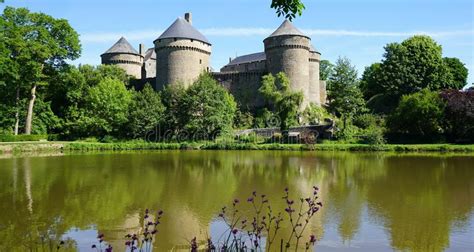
[0,151,473,251]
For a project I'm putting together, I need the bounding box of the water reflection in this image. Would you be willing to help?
[0,151,473,251]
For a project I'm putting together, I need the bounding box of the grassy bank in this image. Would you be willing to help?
[1,141,474,154]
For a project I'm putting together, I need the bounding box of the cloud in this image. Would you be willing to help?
[80,28,474,43]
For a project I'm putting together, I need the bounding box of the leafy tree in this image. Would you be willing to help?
[181,74,237,140]
[302,103,331,125]
[327,57,366,129]
[160,84,187,137]
[259,72,303,132]
[388,89,445,137]
[319,59,334,81]
[360,63,383,101]
[234,110,254,129]
[1,7,81,134]
[78,78,132,137]
[442,57,468,90]
[126,84,165,139]
[271,0,306,21]
[440,89,474,142]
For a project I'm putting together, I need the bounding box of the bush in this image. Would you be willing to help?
[440,89,474,143]
[388,89,445,138]
[0,134,49,142]
[360,126,386,145]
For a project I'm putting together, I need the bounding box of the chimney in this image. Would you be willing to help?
[139,43,145,56]
[229,57,232,63]
[184,12,192,25]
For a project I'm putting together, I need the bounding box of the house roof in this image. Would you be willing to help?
[144,48,156,61]
[156,18,210,44]
[266,20,309,39]
[226,52,266,66]
[102,37,140,55]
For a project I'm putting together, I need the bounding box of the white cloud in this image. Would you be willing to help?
[80,28,474,43]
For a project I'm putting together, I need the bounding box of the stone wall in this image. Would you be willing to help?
[308,51,321,105]
[221,60,266,73]
[264,35,310,108]
[143,58,156,79]
[101,53,143,79]
[213,71,267,111]
[154,38,211,90]
[319,80,327,104]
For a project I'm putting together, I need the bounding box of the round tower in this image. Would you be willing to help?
[264,20,311,108]
[154,13,212,90]
[101,37,144,79]
[308,45,321,105]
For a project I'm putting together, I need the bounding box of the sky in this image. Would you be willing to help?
[2,0,473,87]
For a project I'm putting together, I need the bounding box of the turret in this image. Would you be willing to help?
[308,44,321,105]
[264,20,311,108]
[101,37,144,79]
[154,13,212,90]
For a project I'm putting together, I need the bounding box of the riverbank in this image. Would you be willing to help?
[1,141,474,155]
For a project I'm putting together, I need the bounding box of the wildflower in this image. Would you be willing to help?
[158,210,164,215]
[252,191,257,196]
[97,234,104,239]
[125,241,131,246]
[105,245,112,252]
[317,202,323,207]
[232,229,238,235]
[151,230,157,235]
[310,234,317,243]
[91,245,96,248]
[247,197,254,202]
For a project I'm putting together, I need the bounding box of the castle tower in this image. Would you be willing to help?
[308,44,321,105]
[101,37,144,79]
[154,13,212,90]
[264,20,311,108]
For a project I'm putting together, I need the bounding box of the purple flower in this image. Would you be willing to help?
[105,245,113,252]
[232,229,238,235]
[91,245,96,248]
[97,234,104,239]
[310,234,317,243]
[151,230,157,235]
[317,202,323,207]
[158,210,164,215]
[247,197,254,202]
[125,241,131,246]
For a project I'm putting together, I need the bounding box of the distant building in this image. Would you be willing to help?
[101,13,326,110]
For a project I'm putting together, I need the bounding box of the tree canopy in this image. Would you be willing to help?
[271,0,306,21]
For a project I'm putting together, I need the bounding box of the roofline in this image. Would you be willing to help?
[100,52,144,58]
[153,36,212,46]
[263,33,311,42]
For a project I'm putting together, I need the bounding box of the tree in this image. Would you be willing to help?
[440,89,474,142]
[319,59,334,81]
[259,72,303,132]
[327,57,366,129]
[380,36,447,96]
[360,63,382,100]
[160,84,187,137]
[127,84,165,139]
[181,74,237,140]
[80,78,132,137]
[271,0,306,21]
[443,57,468,90]
[388,89,445,137]
[1,7,81,134]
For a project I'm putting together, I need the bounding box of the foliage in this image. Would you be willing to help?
[388,89,445,137]
[159,84,187,137]
[79,78,132,137]
[1,6,81,134]
[253,108,276,128]
[302,103,332,125]
[259,72,303,131]
[181,73,237,140]
[440,89,474,142]
[270,0,306,21]
[327,57,367,129]
[360,63,383,101]
[442,57,468,90]
[126,84,165,139]
[319,59,334,81]
[234,109,254,129]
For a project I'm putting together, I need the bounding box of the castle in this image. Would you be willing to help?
[101,13,326,110]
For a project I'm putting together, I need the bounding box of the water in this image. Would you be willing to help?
[0,151,473,251]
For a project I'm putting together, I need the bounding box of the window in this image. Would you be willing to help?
[174,38,177,41]
[191,39,194,42]
[199,59,202,64]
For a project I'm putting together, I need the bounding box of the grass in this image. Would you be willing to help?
[1,140,473,155]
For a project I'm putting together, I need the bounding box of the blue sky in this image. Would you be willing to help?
[2,0,473,86]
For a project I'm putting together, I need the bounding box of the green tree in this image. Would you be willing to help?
[388,89,445,137]
[360,63,383,100]
[319,59,334,81]
[1,7,81,134]
[271,0,306,21]
[182,74,237,140]
[79,78,132,137]
[160,84,187,137]
[259,72,303,131]
[126,84,165,139]
[380,36,447,95]
[327,57,366,129]
[442,57,468,90]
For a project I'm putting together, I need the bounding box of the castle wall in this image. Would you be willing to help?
[143,58,156,79]
[319,80,327,104]
[213,71,267,111]
[155,38,211,90]
[101,53,143,79]
[308,51,321,105]
[221,60,266,73]
[264,36,310,108]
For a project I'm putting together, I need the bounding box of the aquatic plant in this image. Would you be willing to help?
[124,208,164,252]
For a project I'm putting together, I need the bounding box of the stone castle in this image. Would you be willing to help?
[101,13,326,110]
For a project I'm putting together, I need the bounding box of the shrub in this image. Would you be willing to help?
[440,89,474,143]
[0,134,48,142]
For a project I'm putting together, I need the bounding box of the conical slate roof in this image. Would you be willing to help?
[156,18,210,44]
[102,37,140,55]
[266,20,309,39]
